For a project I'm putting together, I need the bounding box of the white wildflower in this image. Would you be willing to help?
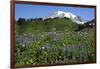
[42,46,45,50]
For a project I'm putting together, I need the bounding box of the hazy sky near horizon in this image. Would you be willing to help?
[15,4,95,20]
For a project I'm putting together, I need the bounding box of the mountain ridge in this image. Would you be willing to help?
[42,10,87,24]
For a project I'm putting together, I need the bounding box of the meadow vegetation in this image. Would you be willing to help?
[15,18,95,65]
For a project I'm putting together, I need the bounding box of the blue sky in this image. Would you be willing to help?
[15,4,95,20]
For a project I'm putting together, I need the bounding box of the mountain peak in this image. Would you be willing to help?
[43,10,87,24]
[55,10,66,14]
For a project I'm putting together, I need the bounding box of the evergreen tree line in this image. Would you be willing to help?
[16,18,42,25]
[16,17,71,25]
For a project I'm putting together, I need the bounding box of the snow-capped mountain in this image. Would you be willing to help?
[43,11,87,24]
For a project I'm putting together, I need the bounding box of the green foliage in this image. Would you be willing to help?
[15,18,95,66]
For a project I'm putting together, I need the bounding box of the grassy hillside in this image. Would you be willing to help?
[15,18,95,66]
[15,18,78,34]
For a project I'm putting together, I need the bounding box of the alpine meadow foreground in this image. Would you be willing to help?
[15,17,95,65]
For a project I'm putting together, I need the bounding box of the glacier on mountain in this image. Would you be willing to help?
[42,11,87,24]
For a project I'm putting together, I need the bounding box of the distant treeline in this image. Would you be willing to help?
[16,18,43,25]
[15,17,71,25]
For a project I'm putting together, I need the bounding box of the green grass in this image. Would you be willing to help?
[15,18,95,66]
